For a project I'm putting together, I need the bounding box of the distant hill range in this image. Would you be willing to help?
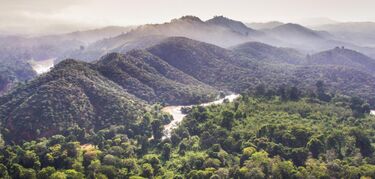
[1,16,375,142]
[313,22,375,50]
[246,21,284,30]
[1,36,375,142]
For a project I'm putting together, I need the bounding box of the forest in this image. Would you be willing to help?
[2,2,375,178]
[0,83,374,179]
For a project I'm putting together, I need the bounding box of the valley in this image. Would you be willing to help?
[0,10,375,179]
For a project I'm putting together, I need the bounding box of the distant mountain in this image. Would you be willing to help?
[0,35,83,61]
[307,47,375,73]
[314,22,375,48]
[44,26,135,44]
[246,21,284,30]
[206,16,257,35]
[0,26,135,64]
[68,16,264,61]
[258,23,375,57]
[0,26,135,93]
[233,40,375,73]
[65,35,167,62]
[63,16,375,62]
[266,23,325,41]
[298,17,339,27]
[231,40,375,105]
[127,15,257,47]
[232,41,305,64]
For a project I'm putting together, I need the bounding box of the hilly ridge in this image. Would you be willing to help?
[206,16,258,36]
[147,37,264,92]
[97,50,218,104]
[67,16,264,61]
[60,16,375,63]
[308,47,375,73]
[1,36,375,142]
[232,41,306,64]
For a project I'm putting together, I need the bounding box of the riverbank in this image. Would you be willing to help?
[161,94,240,138]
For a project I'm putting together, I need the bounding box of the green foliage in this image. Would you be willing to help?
[0,92,374,178]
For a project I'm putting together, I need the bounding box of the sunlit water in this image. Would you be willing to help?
[161,94,240,138]
[29,58,55,74]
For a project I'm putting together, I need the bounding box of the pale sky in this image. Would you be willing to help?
[1,0,374,35]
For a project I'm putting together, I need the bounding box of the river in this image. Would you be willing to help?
[161,94,240,138]
[29,58,55,75]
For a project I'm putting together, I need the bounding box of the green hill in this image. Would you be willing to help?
[0,59,147,142]
[97,50,218,104]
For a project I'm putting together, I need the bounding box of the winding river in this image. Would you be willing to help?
[161,94,240,138]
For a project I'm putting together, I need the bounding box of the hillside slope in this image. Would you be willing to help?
[147,37,375,104]
[0,60,147,141]
[232,41,306,64]
[147,37,265,92]
[307,47,375,73]
[97,51,218,104]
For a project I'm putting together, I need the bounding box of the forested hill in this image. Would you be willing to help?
[231,40,375,106]
[97,51,218,104]
[307,47,375,73]
[0,59,147,142]
[2,36,375,142]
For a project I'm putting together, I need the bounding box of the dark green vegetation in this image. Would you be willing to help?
[97,50,217,104]
[0,89,374,178]
[0,60,147,142]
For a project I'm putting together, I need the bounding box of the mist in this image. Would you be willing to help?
[1,0,375,35]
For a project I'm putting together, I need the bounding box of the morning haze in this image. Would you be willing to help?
[1,0,375,35]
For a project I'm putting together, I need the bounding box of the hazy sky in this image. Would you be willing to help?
[1,0,375,35]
